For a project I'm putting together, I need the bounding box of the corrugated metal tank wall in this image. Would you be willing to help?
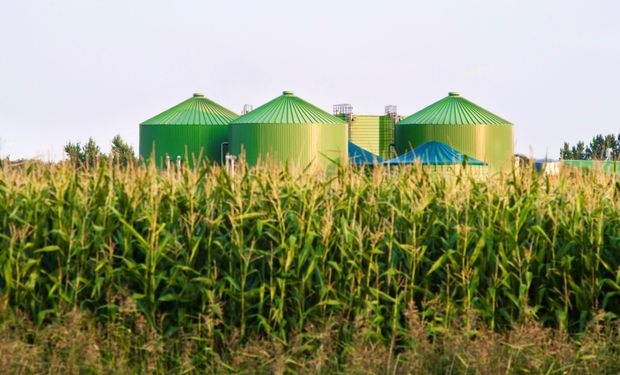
[395,92,514,170]
[139,125,228,166]
[395,124,514,170]
[139,93,237,167]
[349,115,381,156]
[229,124,347,166]
[342,115,394,159]
[379,115,395,159]
[422,164,489,176]
[229,91,348,168]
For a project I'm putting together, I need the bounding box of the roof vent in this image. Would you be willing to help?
[282,90,294,96]
[193,93,205,98]
[448,92,460,97]
[242,104,253,115]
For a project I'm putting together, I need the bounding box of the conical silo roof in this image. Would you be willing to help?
[141,93,238,126]
[229,91,345,125]
[398,92,512,126]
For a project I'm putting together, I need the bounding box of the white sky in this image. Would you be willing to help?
[1,0,618,160]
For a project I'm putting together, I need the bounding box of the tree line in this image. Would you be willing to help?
[560,133,620,160]
[64,135,136,168]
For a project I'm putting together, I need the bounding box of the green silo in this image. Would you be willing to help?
[395,92,514,170]
[229,91,348,167]
[139,93,238,166]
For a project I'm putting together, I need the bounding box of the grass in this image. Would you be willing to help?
[0,159,619,373]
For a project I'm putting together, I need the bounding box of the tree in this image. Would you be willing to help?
[64,141,86,165]
[84,137,102,168]
[560,142,571,160]
[64,138,104,168]
[585,134,606,160]
[562,133,620,160]
[602,134,617,160]
[572,141,586,160]
[111,135,136,167]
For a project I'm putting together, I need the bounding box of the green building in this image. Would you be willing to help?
[229,91,348,168]
[139,93,238,166]
[395,92,514,170]
[337,114,396,159]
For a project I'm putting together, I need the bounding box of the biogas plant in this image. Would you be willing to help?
[139,91,514,171]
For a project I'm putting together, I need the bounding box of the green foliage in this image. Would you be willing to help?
[83,137,102,167]
[64,136,136,169]
[1,162,619,372]
[562,133,620,160]
[111,135,136,167]
[63,141,85,164]
[64,137,104,168]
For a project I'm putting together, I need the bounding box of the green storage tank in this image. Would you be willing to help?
[338,115,396,159]
[139,93,238,166]
[229,91,348,168]
[395,92,514,170]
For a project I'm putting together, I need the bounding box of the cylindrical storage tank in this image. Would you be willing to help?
[337,114,396,160]
[395,92,514,170]
[139,93,238,166]
[229,91,348,168]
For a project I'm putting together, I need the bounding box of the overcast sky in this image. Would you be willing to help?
[1,0,618,160]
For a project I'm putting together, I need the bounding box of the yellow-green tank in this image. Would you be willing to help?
[229,91,348,168]
[338,115,395,159]
[395,92,514,170]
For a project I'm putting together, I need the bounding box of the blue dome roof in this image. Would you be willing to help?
[385,141,486,165]
[348,141,383,165]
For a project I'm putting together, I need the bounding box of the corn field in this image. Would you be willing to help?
[1,161,620,374]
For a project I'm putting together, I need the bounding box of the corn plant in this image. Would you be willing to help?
[0,159,619,369]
